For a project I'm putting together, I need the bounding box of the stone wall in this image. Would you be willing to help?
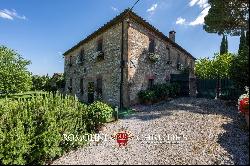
[127,18,196,104]
[64,23,122,106]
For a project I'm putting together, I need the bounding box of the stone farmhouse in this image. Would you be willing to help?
[63,9,196,107]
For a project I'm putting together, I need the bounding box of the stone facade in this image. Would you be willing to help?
[64,10,196,107]
[64,23,122,106]
[127,18,195,104]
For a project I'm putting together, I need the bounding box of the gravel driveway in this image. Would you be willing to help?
[52,97,249,165]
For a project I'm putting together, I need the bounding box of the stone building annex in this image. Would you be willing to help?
[63,9,196,107]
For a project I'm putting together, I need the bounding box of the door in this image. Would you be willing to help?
[87,82,95,103]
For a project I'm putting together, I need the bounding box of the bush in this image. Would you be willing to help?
[137,89,156,103]
[88,101,114,129]
[137,83,181,104]
[0,92,95,165]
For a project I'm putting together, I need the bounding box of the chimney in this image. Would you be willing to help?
[169,30,176,42]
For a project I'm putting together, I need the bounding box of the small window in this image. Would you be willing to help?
[149,38,155,53]
[177,54,181,69]
[70,78,72,87]
[69,56,73,66]
[148,79,154,89]
[166,47,170,60]
[97,39,103,52]
[69,78,73,93]
[80,78,84,94]
[79,49,85,63]
[96,78,102,98]
[185,57,188,66]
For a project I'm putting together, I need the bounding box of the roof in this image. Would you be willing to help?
[63,9,196,60]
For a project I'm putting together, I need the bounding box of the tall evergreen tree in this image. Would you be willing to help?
[220,34,228,54]
[239,30,246,54]
[225,35,228,53]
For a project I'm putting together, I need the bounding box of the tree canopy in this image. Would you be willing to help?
[195,53,234,79]
[204,0,249,36]
[0,45,32,94]
[230,31,249,89]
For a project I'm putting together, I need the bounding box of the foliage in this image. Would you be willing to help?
[148,53,159,62]
[138,89,156,103]
[31,75,50,91]
[204,0,249,36]
[31,73,65,92]
[220,35,228,55]
[88,101,114,128]
[238,86,249,115]
[195,53,234,79]
[230,31,249,90]
[137,83,181,104]
[0,45,32,94]
[0,92,112,165]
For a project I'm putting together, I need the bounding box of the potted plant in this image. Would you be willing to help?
[148,52,159,63]
[238,86,249,128]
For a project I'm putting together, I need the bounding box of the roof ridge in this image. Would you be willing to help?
[63,9,195,60]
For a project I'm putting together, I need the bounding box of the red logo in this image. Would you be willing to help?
[111,130,133,147]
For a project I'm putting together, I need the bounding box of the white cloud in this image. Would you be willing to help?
[189,0,209,8]
[147,3,158,13]
[0,9,26,20]
[176,0,210,26]
[111,6,119,12]
[176,17,186,25]
[189,6,210,26]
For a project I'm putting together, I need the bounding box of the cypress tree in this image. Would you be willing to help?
[225,35,228,53]
[220,34,227,55]
[238,30,246,54]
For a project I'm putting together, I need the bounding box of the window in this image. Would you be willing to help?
[177,54,181,70]
[97,39,103,52]
[69,56,73,66]
[80,78,84,94]
[149,38,155,53]
[70,78,72,87]
[166,47,171,64]
[148,79,154,89]
[79,49,85,63]
[96,78,102,98]
[69,78,73,93]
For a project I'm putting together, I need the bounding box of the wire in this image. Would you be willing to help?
[130,0,140,11]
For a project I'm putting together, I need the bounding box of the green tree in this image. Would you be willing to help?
[220,35,228,54]
[238,30,246,53]
[230,31,249,90]
[0,45,32,94]
[31,75,51,91]
[195,53,234,79]
[204,0,249,36]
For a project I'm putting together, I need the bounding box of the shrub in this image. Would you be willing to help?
[137,83,181,104]
[0,92,92,165]
[137,89,156,103]
[88,101,114,129]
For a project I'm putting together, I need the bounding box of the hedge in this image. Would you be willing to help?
[0,92,114,165]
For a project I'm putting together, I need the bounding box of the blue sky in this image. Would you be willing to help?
[0,0,240,76]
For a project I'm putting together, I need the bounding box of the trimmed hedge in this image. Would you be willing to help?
[0,92,114,165]
[138,83,181,104]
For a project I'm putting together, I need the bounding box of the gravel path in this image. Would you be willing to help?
[52,97,249,165]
